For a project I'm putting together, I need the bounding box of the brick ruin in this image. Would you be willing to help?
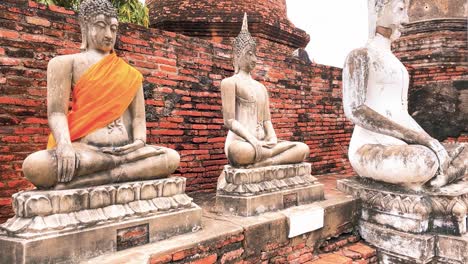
[393,0,467,141]
[0,0,466,263]
[0,0,354,223]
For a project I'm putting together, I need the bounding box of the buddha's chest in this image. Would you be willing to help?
[71,55,105,86]
[235,80,265,103]
[369,51,409,86]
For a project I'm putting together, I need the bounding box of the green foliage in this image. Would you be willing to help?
[36,0,149,27]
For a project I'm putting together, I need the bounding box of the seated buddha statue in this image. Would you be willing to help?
[343,0,466,190]
[22,0,179,190]
[220,14,310,168]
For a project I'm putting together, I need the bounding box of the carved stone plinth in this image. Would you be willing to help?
[0,177,202,263]
[338,177,468,263]
[216,163,324,216]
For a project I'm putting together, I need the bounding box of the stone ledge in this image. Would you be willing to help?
[1,177,197,237]
[216,183,324,216]
[0,206,202,264]
[82,189,360,264]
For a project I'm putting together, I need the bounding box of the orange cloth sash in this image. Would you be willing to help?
[47,53,143,149]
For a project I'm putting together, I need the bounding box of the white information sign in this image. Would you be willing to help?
[283,206,325,238]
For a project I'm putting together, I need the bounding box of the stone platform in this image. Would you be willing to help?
[338,177,468,264]
[216,163,324,216]
[82,174,362,264]
[0,177,202,264]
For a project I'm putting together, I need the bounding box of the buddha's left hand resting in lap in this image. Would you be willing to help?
[22,0,179,190]
[220,14,310,168]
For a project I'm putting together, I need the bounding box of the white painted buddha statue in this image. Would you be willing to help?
[343,0,466,190]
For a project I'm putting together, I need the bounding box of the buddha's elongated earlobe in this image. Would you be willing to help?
[80,23,88,51]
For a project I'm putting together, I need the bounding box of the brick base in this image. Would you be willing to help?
[148,232,377,264]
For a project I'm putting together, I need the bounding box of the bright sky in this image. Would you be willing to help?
[287,0,369,68]
[139,0,368,68]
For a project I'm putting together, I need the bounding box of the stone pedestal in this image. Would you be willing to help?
[216,163,324,216]
[0,177,202,263]
[338,177,468,264]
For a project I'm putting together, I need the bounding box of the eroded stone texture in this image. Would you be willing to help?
[338,177,468,263]
[1,177,196,238]
[216,163,324,216]
[338,177,468,236]
[218,163,317,195]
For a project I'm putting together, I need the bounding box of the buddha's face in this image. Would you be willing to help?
[85,14,118,53]
[237,47,257,73]
[377,0,409,38]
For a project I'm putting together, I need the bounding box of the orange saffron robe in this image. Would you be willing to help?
[47,53,143,149]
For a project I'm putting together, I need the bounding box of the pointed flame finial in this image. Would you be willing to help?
[234,12,256,57]
[241,12,249,32]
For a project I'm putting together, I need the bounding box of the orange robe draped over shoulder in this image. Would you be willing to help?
[47,53,143,149]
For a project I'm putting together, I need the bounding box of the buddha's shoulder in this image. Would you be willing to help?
[343,48,372,70]
[346,48,370,61]
[220,76,237,88]
[48,53,83,68]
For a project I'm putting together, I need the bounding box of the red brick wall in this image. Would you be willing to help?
[393,19,467,141]
[0,0,353,222]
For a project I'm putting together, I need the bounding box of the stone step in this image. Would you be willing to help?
[83,175,359,264]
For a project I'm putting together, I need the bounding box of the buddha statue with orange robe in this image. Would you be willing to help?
[22,0,180,190]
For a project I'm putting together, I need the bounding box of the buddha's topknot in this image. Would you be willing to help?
[79,0,118,23]
[233,13,257,59]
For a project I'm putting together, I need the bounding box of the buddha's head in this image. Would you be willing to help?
[79,0,118,53]
[369,0,410,40]
[233,13,257,74]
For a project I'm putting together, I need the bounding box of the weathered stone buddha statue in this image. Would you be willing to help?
[22,0,179,190]
[216,14,322,216]
[221,14,310,168]
[0,2,201,262]
[343,0,466,190]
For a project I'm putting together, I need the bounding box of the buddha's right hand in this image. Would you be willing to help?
[250,139,264,163]
[427,138,450,175]
[56,144,77,183]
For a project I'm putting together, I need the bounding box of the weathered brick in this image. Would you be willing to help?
[312,253,353,264]
[149,254,172,264]
[189,254,217,264]
[346,243,376,259]
[0,29,20,39]
[25,16,51,27]
[220,248,244,264]
[339,248,362,260]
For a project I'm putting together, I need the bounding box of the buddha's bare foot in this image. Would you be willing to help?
[429,165,465,188]
[245,158,273,169]
[54,183,68,190]
[429,174,448,188]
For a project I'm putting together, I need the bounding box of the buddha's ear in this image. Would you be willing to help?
[79,22,88,51]
[233,56,239,74]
